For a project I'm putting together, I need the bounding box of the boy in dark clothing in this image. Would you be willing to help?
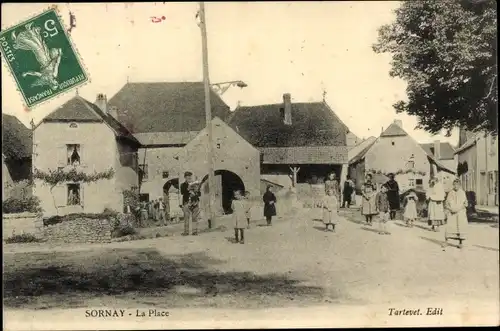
[180,171,195,235]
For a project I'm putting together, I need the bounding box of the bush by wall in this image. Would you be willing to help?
[5,233,41,244]
[2,196,42,214]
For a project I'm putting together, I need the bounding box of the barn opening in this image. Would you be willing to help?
[202,170,245,214]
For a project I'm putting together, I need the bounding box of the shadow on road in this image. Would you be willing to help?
[419,236,460,249]
[474,244,499,252]
[4,249,325,309]
[360,226,379,234]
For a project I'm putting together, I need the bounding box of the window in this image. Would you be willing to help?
[489,171,498,194]
[139,193,150,202]
[408,179,415,187]
[67,144,81,166]
[139,164,148,180]
[67,183,81,205]
[416,179,423,185]
[162,171,169,179]
[216,143,221,149]
[391,141,395,146]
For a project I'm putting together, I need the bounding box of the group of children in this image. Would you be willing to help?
[231,185,278,244]
[360,183,395,235]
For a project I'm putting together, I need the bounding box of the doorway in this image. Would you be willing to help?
[201,170,245,215]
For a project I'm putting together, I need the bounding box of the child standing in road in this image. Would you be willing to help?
[404,189,418,227]
[376,185,390,235]
[244,191,251,229]
[232,190,247,244]
[361,182,378,225]
[322,189,339,231]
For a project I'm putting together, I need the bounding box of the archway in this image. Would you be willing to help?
[201,170,245,214]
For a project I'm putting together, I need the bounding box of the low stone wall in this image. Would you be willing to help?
[3,212,43,240]
[43,218,112,244]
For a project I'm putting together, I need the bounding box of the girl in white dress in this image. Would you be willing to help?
[322,189,339,231]
[403,189,418,227]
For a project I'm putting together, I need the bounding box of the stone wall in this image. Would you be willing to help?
[43,217,112,244]
[3,212,43,240]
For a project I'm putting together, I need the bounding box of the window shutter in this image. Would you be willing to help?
[58,145,67,167]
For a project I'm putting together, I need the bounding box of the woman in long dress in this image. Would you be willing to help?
[427,178,446,231]
[444,179,469,248]
[324,172,340,202]
[263,185,277,226]
[361,182,378,225]
[384,174,400,220]
[322,189,339,231]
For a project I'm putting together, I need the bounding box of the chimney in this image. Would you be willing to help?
[393,119,403,128]
[283,93,292,125]
[95,93,108,114]
[108,106,118,119]
[433,140,441,159]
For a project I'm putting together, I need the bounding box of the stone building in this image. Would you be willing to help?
[107,81,260,216]
[33,96,141,216]
[349,119,456,193]
[455,128,498,207]
[228,93,350,199]
[2,113,33,200]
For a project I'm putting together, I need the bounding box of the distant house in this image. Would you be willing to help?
[33,95,141,216]
[348,119,455,193]
[2,113,33,200]
[455,128,498,207]
[228,93,349,192]
[346,131,362,149]
[107,82,260,216]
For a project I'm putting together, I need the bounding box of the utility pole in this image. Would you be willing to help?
[199,2,216,228]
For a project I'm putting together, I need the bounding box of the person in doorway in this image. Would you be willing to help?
[342,175,354,208]
[361,181,378,225]
[263,185,277,226]
[324,172,340,202]
[385,173,400,220]
[427,177,446,232]
[403,189,418,228]
[180,171,194,235]
[376,184,390,235]
[444,179,469,249]
[322,189,339,232]
[232,190,247,244]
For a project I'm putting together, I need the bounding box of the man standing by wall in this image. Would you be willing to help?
[181,171,194,236]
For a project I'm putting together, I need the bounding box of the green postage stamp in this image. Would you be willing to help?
[0,7,88,108]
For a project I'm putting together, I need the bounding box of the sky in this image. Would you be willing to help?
[1,2,459,146]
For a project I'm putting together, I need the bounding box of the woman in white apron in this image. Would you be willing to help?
[444,179,469,248]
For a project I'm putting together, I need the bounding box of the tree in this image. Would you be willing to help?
[373,0,497,135]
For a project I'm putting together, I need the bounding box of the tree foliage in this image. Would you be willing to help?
[373,0,497,135]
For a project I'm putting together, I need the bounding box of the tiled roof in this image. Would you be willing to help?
[44,97,102,121]
[228,101,348,147]
[259,146,348,164]
[420,142,456,160]
[348,136,377,164]
[380,123,408,137]
[108,82,231,134]
[42,96,139,145]
[133,131,199,146]
[2,113,32,159]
